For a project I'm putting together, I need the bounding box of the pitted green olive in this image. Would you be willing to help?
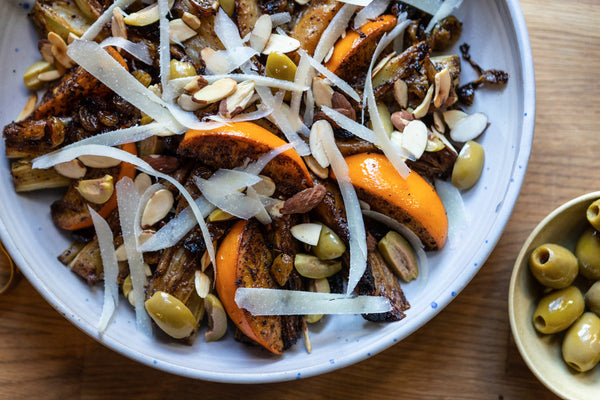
[533,286,584,334]
[170,59,196,79]
[145,291,197,339]
[305,278,331,324]
[587,199,600,231]
[585,281,600,317]
[266,52,296,101]
[452,140,484,190]
[562,312,600,372]
[294,254,342,279]
[528,243,578,289]
[575,228,600,280]
[312,224,346,260]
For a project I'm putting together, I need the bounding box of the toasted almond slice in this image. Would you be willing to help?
[433,68,451,109]
[323,46,334,64]
[425,128,446,152]
[192,78,237,105]
[115,244,128,262]
[139,229,155,246]
[169,19,197,44]
[123,3,165,27]
[413,84,434,119]
[79,155,122,168]
[393,80,408,109]
[450,112,488,143]
[134,172,152,195]
[309,120,332,169]
[250,14,273,53]
[112,7,127,40]
[312,77,334,109]
[208,209,235,222]
[182,11,201,30]
[194,270,211,298]
[16,94,38,122]
[304,155,329,179]
[251,175,276,197]
[372,52,395,78]
[77,175,114,204]
[54,159,87,179]
[67,32,80,45]
[358,200,371,210]
[178,93,203,111]
[433,111,445,134]
[183,75,209,93]
[443,109,468,129]
[37,69,61,82]
[291,223,323,246]
[401,120,428,159]
[141,189,174,228]
[220,80,256,118]
[39,40,54,64]
[262,34,300,55]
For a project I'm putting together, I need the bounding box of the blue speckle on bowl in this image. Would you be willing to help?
[153,360,158,365]
[431,302,438,309]
[296,373,301,379]
[451,291,457,297]
[329,359,335,365]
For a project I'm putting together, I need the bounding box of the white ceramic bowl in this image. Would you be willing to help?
[509,192,600,399]
[0,0,535,382]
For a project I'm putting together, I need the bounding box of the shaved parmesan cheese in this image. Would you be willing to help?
[313,4,358,63]
[246,187,271,224]
[208,106,272,124]
[188,74,304,92]
[116,177,153,335]
[67,40,183,132]
[361,209,429,288]
[243,142,296,175]
[303,89,315,128]
[56,123,170,150]
[270,12,291,26]
[399,0,441,15]
[89,207,119,333]
[434,179,469,247]
[290,52,311,118]
[32,144,216,267]
[363,20,412,179]
[80,0,137,41]
[99,37,152,64]
[204,48,257,75]
[319,121,367,295]
[235,288,391,315]
[213,8,258,69]
[302,50,360,102]
[140,197,215,252]
[354,0,391,29]
[158,0,171,98]
[320,106,377,143]
[426,0,463,32]
[337,0,374,5]
[134,183,166,244]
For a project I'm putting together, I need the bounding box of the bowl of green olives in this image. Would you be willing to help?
[509,192,600,399]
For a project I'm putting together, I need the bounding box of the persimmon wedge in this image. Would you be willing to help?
[325,14,397,85]
[345,153,448,250]
[216,219,284,355]
[178,122,312,195]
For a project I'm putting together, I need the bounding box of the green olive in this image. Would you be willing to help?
[585,280,600,317]
[145,291,197,339]
[451,140,485,190]
[562,312,600,372]
[587,199,600,231]
[312,224,346,260]
[266,52,296,101]
[23,60,55,90]
[170,59,197,80]
[528,243,578,289]
[533,286,584,334]
[294,254,342,279]
[575,228,600,280]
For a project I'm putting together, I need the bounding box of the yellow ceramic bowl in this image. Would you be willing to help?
[509,192,600,399]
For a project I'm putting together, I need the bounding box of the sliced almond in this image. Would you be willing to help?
[54,159,87,179]
[183,75,209,93]
[323,46,334,64]
[177,93,203,112]
[291,223,323,246]
[48,32,74,69]
[148,84,162,98]
[122,0,176,27]
[200,249,211,272]
[265,198,285,219]
[443,109,468,129]
[205,294,227,342]
[250,14,272,53]
[134,172,152,195]
[141,189,174,228]
[219,80,256,118]
[413,84,434,119]
[16,94,38,122]
[312,77,334,109]
[390,110,413,132]
[450,112,488,143]
[111,7,127,40]
[67,32,80,45]
[207,209,235,222]
[433,68,451,109]
[262,34,300,55]
[309,120,332,169]
[78,155,121,168]
[76,175,114,204]
[393,79,408,109]
[139,229,156,246]
[251,175,276,197]
[433,111,445,134]
[182,11,201,30]
[358,200,371,210]
[192,78,237,105]
[304,155,329,179]
[294,0,310,4]
[372,52,395,78]
[425,128,446,152]
[115,244,128,262]
[194,270,211,299]
[401,120,428,159]
[169,19,197,44]
[39,40,54,64]
[37,69,61,82]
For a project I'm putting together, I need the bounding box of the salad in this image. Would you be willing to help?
[3,0,507,355]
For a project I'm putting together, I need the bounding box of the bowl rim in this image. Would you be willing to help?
[0,0,537,383]
[508,191,600,400]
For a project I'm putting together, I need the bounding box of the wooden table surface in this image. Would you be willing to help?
[0,1,598,398]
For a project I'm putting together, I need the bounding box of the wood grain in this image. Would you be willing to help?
[0,1,597,398]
